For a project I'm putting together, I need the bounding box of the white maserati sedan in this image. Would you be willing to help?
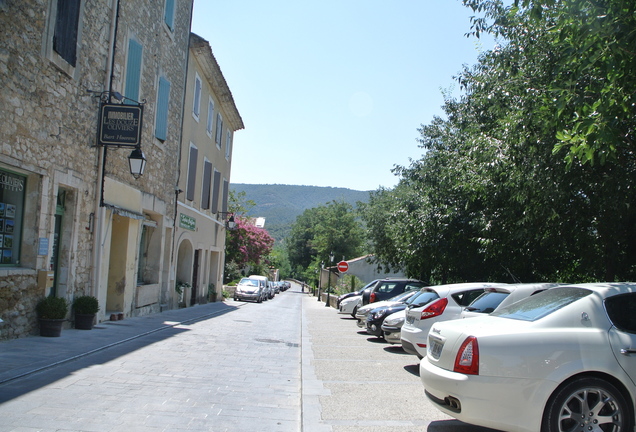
[420,283,636,432]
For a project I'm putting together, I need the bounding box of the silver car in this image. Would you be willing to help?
[234,277,265,303]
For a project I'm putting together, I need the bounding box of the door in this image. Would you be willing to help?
[190,249,200,306]
[50,191,65,296]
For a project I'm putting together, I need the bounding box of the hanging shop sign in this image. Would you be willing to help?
[98,103,143,147]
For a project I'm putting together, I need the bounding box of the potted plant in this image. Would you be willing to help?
[72,295,100,330]
[36,296,68,337]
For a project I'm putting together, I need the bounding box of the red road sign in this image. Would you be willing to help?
[337,261,349,273]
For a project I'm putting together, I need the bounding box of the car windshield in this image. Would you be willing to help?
[465,292,509,313]
[409,290,440,307]
[239,278,259,287]
[492,286,592,321]
[388,290,418,303]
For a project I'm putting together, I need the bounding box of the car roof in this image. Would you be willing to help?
[550,282,636,298]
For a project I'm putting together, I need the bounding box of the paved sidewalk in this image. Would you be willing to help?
[0,301,241,385]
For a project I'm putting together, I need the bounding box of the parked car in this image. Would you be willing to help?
[400,283,506,358]
[234,277,265,303]
[420,283,636,432]
[365,289,422,338]
[461,282,561,318]
[338,280,381,316]
[249,275,271,301]
[361,278,428,306]
[355,290,420,329]
[381,310,407,344]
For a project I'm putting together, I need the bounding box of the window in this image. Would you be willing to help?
[124,39,143,104]
[193,74,202,119]
[186,144,198,201]
[163,0,175,31]
[201,160,212,210]
[206,98,214,136]
[605,293,636,333]
[52,0,81,66]
[211,170,221,214]
[215,113,223,145]
[0,169,26,266]
[155,76,171,141]
[225,130,232,160]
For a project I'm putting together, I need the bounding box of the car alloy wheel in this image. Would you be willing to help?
[542,377,632,432]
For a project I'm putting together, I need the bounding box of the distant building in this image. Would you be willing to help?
[255,217,266,228]
[174,33,244,307]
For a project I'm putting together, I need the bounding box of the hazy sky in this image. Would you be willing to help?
[191,1,494,191]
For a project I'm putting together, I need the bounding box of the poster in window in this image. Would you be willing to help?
[0,203,4,217]
[2,249,12,264]
[6,204,15,218]
[0,235,3,248]
[4,235,12,249]
[5,219,13,234]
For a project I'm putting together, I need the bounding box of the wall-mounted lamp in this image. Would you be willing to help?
[128,146,147,179]
[218,212,237,230]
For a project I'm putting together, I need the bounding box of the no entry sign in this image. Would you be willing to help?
[337,261,349,273]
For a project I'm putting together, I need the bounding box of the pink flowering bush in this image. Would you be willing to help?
[225,217,274,269]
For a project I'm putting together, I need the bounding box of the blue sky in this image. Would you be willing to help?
[191,1,494,191]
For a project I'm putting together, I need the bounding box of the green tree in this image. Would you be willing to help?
[287,200,366,280]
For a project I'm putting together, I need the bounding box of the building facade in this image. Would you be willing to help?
[174,33,244,307]
[0,0,196,340]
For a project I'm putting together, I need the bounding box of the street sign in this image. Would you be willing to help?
[337,261,349,273]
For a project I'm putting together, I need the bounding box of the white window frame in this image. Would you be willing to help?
[225,130,232,160]
[206,97,215,137]
[192,73,202,121]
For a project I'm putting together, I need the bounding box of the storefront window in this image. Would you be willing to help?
[0,169,25,265]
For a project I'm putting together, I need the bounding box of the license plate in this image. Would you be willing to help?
[429,337,443,359]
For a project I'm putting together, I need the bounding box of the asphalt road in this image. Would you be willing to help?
[0,282,498,432]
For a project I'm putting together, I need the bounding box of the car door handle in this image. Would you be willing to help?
[620,348,636,355]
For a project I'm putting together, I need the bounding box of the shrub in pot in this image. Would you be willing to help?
[72,295,100,330]
[36,296,68,337]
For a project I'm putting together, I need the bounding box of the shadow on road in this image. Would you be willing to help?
[403,363,420,376]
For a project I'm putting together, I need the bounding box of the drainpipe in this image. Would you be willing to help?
[91,0,120,299]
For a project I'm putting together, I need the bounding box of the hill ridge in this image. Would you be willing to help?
[230,183,371,241]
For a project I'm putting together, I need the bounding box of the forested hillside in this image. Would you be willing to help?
[230,184,370,241]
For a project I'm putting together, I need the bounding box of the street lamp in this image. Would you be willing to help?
[325,251,334,307]
[318,262,324,302]
[127,146,147,179]
[218,212,237,230]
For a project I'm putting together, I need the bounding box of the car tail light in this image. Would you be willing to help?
[453,336,479,375]
[370,292,377,303]
[420,297,448,319]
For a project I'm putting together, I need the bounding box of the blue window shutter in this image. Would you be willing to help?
[155,77,170,140]
[211,170,221,214]
[202,161,212,209]
[187,146,198,202]
[164,0,175,30]
[125,39,143,104]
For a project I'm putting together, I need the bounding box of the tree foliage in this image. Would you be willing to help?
[362,0,636,283]
[224,217,274,282]
[287,200,366,280]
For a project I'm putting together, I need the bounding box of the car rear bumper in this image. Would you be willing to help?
[419,358,545,432]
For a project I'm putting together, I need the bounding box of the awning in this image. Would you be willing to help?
[103,203,146,221]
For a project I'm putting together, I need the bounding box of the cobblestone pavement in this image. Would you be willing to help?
[0,283,496,432]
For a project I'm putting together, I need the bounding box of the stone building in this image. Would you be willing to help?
[0,0,194,340]
[173,33,244,308]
